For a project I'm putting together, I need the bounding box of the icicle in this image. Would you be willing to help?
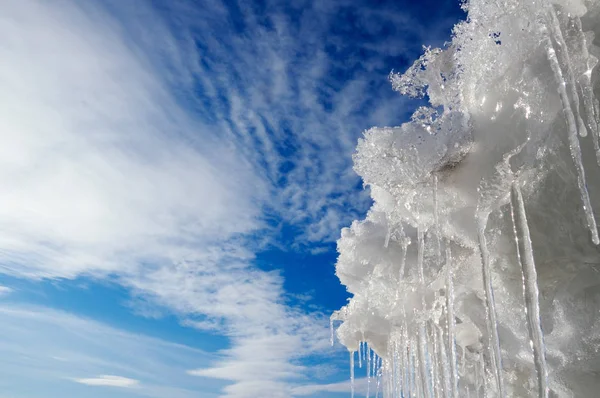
[408,340,416,398]
[412,340,421,398]
[431,322,441,397]
[389,354,396,398]
[542,13,600,245]
[417,224,425,283]
[477,215,505,397]
[364,341,368,369]
[595,96,600,164]
[461,346,467,376]
[359,340,364,368]
[394,341,401,397]
[433,174,441,260]
[571,16,600,163]
[418,326,434,398]
[546,6,588,138]
[445,243,459,398]
[596,98,600,128]
[351,351,355,398]
[392,341,399,398]
[375,353,378,389]
[375,355,382,398]
[372,352,377,397]
[399,223,409,280]
[367,346,371,398]
[403,344,410,398]
[384,214,392,248]
[510,183,549,398]
[384,225,391,248]
[402,328,410,398]
[438,325,451,398]
[408,342,414,398]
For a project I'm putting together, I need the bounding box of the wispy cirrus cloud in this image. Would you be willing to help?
[0,0,332,396]
[0,305,220,398]
[0,0,264,280]
[73,375,140,388]
[146,0,461,248]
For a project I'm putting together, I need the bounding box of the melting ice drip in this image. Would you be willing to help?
[331,0,600,397]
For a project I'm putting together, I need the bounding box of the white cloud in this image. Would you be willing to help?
[0,286,12,296]
[132,263,333,397]
[0,1,330,396]
[0,305,220,398]
[0,0,263,280]
[154,1,422,249]
[309,247,330,255]
[74,375,140,388]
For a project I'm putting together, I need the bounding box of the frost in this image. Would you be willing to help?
[332,0,600,396]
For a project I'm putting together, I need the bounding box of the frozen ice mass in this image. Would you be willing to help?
[331,0,600,396]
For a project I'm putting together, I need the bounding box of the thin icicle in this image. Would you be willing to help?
[367,346,371,397]
[510,183,549,398]
[404,344,410,398]
[570,16,600,163]
[375,355,382,398]
[394,341,402,397]
[351,351,355,398]
[408,342,414,398]
[542,13,600,245]
[418,326,434,398]
[389,353,396,398]
[384,216,392,248]
[428,327,436,397]
[438,325,451,398]
[417,224,425,283]
[407,340,414,397]
[360,341,364,368]
[384,227,391,248]
[372,352,377,397]
[477,215,505,397]
[445,243,459,398]
[392,341,398,398]
[399,223,409,280]
[596,98,600,129]
[431,321,442,397]
[402,327,410,398]
[461,346,467,377]
[412,340,421,398]
[433,174,441,259]
[546,6,588,138]
[595,96,600,164]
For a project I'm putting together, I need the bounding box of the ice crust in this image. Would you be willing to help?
[332,0,600,396]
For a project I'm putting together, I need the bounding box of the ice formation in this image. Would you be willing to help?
[331,0,600,396]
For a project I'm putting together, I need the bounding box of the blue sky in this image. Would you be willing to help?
[0,0,463,397]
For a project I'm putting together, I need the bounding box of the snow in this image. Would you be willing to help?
[332,0,600,396]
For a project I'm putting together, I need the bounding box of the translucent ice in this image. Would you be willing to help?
[332,0,600,396]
